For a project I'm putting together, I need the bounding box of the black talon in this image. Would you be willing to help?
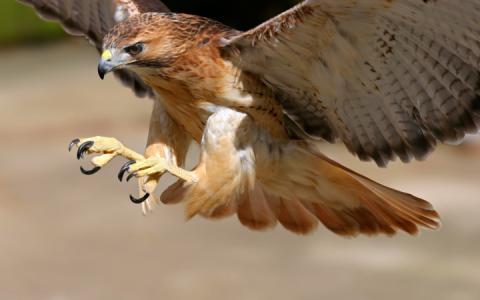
[126,173,136,182]
[80,166,101,175]
[129,193,150,204]
[69,139,80,152]
[118,160,135,182]
[76,141,94,160]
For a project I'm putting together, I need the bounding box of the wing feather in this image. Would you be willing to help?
[221,0,480,165]
[18,0,170,98]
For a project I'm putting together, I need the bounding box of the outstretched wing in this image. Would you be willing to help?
[222,0,480,166]
[18,0,170,98]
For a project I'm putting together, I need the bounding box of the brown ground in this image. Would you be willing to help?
[1,41,480,300]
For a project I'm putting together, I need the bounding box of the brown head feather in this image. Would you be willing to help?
[104,13,235,54]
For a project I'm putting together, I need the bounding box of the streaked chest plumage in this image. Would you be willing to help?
[140,56,288,142]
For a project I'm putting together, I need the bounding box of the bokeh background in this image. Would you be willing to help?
[1,1,480,299]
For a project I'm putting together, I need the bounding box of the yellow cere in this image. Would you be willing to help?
[101,50,112,61]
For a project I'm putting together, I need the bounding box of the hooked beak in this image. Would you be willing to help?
[98,49,117,80]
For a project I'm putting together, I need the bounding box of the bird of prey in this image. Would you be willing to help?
[19,0,480,236]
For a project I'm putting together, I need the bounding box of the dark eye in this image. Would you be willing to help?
[124,43,144,56]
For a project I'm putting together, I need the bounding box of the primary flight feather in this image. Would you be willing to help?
[19,0,480,236]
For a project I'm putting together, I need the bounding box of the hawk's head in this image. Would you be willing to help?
[98,13,191,79]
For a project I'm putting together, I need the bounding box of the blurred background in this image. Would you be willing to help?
[1,0,480,299]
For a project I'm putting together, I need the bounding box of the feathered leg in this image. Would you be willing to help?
[161,108,273,226]
[185,108,257,219]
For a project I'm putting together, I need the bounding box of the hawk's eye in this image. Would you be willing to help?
[124,43,144,56]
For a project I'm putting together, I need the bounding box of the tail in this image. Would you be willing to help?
[262,143,440,236]
[160,143,440,236]
[297,151,440,236]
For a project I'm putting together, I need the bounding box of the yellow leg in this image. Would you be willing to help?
[127,156,198,183]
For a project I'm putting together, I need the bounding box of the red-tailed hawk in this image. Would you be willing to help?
[19,0,480,236]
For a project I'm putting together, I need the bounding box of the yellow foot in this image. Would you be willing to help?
[117,156,198,184]
[117,156,198,204]
[69,136,144,175]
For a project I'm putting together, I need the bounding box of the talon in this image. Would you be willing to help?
[80,166,101,175]
[126,173,136,182]
[129,193,150,204]
[69,139,80,152]
[118,160,135,182]
[77,141,94,160]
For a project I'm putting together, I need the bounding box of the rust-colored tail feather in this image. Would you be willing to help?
[236,185,277,231]
[265,195,318,235]
[286,152,441,236]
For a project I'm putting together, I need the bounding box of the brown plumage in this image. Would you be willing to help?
[20,0,480,236]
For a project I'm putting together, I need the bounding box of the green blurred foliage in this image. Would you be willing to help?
[0,0,64,45]
[1,0,298,45]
